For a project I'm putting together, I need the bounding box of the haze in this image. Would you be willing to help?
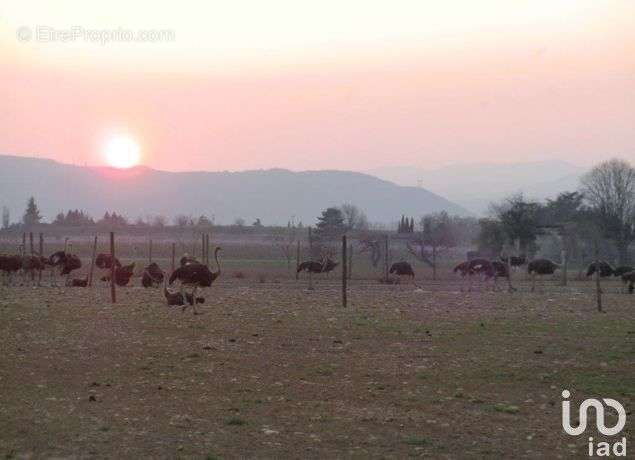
[1,0,633,172]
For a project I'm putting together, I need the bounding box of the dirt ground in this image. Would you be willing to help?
[0,278,633,459]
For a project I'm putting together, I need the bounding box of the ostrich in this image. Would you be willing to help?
[586,261,614,278]
[528,259,560,292]
[621,271,635,294]
[169,247,221,314]
[101,262,135,286]
[163,278,205,306]
[297,257,338,276]
[47,252,82,286]
[389,261,415,285]
[96,253,121,269]
[0,254,22,285]
[179,255,198,267]
[21,254,46,286]
[612,266,634,292]
[141,262,164,288]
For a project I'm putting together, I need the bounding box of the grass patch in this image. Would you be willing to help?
[225,417,247,426]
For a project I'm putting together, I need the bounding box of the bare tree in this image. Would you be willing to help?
[581,158,635,264]
[340,203,369,231]
[272,222,297,270]
[407,212,457,280]
[2,206,9,229]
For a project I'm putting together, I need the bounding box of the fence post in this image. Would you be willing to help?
[88,236,98,287]
[561,246,568,287]
[202,233,206,263]
[295,240,301,281]
[110,232,116,304]
[594,241,602,312]
[29,232,34,281]
[384,235,389,281]
[149,239,153,264]
[342,235,347,308]
[308,227,314,290]
[38,233,44,284]
[348,243,353,280]
[171,242,176,274]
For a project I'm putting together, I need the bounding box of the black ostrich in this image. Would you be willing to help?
[453,261,471,277]
[0,254,22,285]
[586,261,614,278]
[101,262,135,286]
[45,251,81,286]
[95,253,121,269]
[141,262,164,288]
[390,261,415,277]
[621,271,635,294]
[528,259,560,292]
[168,247,221,314]
[296,258,338,276]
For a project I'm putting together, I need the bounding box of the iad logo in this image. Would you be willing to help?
[562,390,627,457]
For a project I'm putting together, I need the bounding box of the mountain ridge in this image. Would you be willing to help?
[0,154,469,225]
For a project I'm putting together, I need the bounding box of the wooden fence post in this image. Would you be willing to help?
[149,239,153,264]
[110,232,116,304]
[384,235,389,281]
[29,232,34,281]
[38,233,44,284]
[295,240,301,281]
[88,236,98,287]
[308,227,314,290]
[22,232,26,253]
[202,233,206,263]
[171,242,176,274]
[342,235,347,308]
[348,243,353,280]
[594,241,602,312]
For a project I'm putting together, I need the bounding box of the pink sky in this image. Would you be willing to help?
[1,0,633,172]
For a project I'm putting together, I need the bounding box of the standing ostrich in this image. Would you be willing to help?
[586,261,614,278]
[101,262,136,286]
[389,261,416,286]
[169,247,222,314]
[297,257,338,277]
[528,259,560,292]
[142,262,164,288]
[621,271,635,294]
[0,254,22,285]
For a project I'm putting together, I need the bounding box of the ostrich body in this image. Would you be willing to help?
[528,259,560,292]
[297,258,338,276]
[0,254,22,285]
[96,254,121,270]
[141,262,164,288]
[169,247,221,314]
[621,271,635,294]
[586,261,614,278]
[389,261,414,277]
[101,262,135,286]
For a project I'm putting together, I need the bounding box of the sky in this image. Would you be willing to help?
[0,0,633,172]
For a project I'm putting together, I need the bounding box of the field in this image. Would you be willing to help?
[0,266,633,458]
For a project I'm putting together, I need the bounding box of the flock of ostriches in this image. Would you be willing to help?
[1,249,634,314]
[0,247,223,314]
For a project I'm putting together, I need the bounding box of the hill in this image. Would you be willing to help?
[0,155,468,225]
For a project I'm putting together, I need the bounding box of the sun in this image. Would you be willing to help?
[103,135,141,168]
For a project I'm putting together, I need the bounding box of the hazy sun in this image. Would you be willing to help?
[104,135,141,168]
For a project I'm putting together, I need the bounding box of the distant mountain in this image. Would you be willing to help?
[368,160,586,215]
[0,155,469,226]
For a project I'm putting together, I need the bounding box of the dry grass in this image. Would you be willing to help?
[0,278,633,459]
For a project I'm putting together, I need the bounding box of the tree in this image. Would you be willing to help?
[476,218,506,256]
[23,197,42,226]
[151,215,167,228]
[197,215,213,227]
[340,204,368,231]
[581,158,635,264]
[272,221,297,270]
[233,218,246,227]
[174,214,193,228]
[2,206,9,229]
[408,212,456,279]
[491,194,542,254]
[315,207,346,239]
[253,218,263,227]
